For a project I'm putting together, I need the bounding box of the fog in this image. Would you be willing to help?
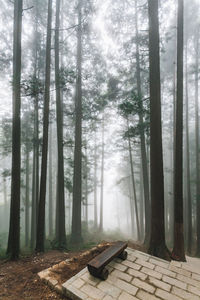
[0,0,200,259]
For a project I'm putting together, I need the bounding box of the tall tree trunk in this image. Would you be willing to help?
[71,0,83,244]
[128,174,135,237]
[7,0,23,260]
[99,113,105,232]
[31,4,40,249]
[85,144,88,230]
[140,160,144,240]
[35,0,52,252]
[135,0,150,246]
[55,0,66,248]
[185,40,192,255]
[147,0,170,260]
[195,27,200,257]
[94,129,98,229]
[3,177,8,231]
[25,140,30,247]
[172,0,186,261]
[48,123,53,237]
[127,120,140,241]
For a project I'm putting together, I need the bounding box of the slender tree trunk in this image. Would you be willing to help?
[185,40,192,255]
[48,123,53,237]
[99,113,105,232]
[195,27,200,257]
[71,0,83,244]
[3,177,8,231]
[147,0,170,260]
[128,176,135,237]
[127,120,140,241]
[140,161,144,240]
[85,144,88,230]
[31,4,40,249]
[135,0,150,246]
[25,141,30,247]
[55,0,66,248]
[94,129,98,229]
[35,0,53,252]
[7,0,23,260]
[172,0,186,261]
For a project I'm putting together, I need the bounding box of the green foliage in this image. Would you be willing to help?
[59,68,76,90]
[21,75,44,98]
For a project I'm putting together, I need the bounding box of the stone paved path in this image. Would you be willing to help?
[39,248,200,300]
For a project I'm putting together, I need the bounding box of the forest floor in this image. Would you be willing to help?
[0,241,145,300]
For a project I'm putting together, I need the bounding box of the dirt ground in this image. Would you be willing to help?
[0,241,145,300]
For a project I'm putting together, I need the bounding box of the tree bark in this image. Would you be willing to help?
[35,0,53,252]
[195,27,200,257]
[48,123,53,237]
[7,0,23,260]
[99,113,105,233]
[25,138,30,247]
[135,0,150,246]
[71,0,83,244]
[147,0,170,260]
[127,119,140,241]
[55,0,66,249]
[185,39,192,255]
[172,0,186,261]
[94,129,98,229]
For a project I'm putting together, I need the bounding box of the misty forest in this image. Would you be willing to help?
[1,0,200,282]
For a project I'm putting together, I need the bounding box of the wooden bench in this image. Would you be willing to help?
[87,241,128,280]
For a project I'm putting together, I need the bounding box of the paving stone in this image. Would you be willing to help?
[72,278,85,289]
[64,285,88,300]
[118,291,138,300]
[162,275,187,290]
[135,258,155,270]
[141,266,162,279]
[121,259,141,270]
[177,274,200,289]
[127,268,148,280]
[107,276,138,296]
[127,254,138,263]
[97,281,121,298]
[192,273,200,281]
[155,266,176,278]
[182,264,200,275]
[130,252,149,262]
[38,268,50,279]
[188,285,200,297]
[81,284,105,300]
[172,286,199,300]
[102,295,114,300]
[47,278,58,288]
[109,261,128,272]
[170,261,182,268]
[148,276,171,292]
[169,265,191,277]
[137,290,161,300]
[111,269,132,282]
[155,288,182,300]
[132,278,155,294]
[81,272,101,287]
[149,258,169,269]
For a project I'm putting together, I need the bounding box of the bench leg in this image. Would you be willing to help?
[117,250,127,260]
[98,268,109,280]
[87,266,109,280]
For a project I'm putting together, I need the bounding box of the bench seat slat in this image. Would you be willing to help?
[88,241,127,270]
